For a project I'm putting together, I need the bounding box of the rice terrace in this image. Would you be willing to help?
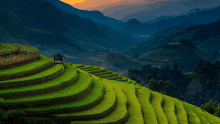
[0,43,220,124]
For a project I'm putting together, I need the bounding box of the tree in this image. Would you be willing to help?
[178,95,184,101]
[128,68,131,73]
[157,80,164,91]
[173,63,178,71]
[134,53,139,59]
[192,91,200,106]
[136,79,141,84]
[204,80,215,91]
[200,99,215,115]
[214,103,220,117]
[179,39,192,46]
[130,75,138,81]
[145,74,153,82]
[147,78,157,91]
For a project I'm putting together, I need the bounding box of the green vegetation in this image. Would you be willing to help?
[0,44,220,124]
[52,78,116,117]
[0,55,50,76]
[0,65,78,102]
[0,64,64,85]
[71,83,128,123]
[23,75,102,113]
[0,43,22,55]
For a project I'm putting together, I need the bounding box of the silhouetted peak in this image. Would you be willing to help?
[125,18,142,26]
[90,10,104,16]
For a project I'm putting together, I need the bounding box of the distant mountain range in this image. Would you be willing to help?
[118,1,220,23]
[118,5,220,42]
[0,0,138,59]
[145,19,220,53]
[136,43,211,72]
[117,18,220,72]
[40,0,124,32]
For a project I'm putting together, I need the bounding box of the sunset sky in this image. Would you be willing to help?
[59,0,220,21]
[60,0,161,11]
[60,0,87,5]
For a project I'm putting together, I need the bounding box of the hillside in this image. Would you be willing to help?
[117,5,220,42]
[122,19,220,61]
[71,52,145,72]
[145,19,220,55]
[1,44,220,124]
[136,43,211,72]
[39,0,124,32]
[0,0,138,59]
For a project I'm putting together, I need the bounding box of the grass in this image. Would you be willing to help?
[1,46,220,124]
[98,73,119,78]
[0,64,77,95]
[70,64,84,68]
[0,55,50,76]
[86,69,107,73]
[162,95,179,124]
[116,77,128,81]
[93,71,113,76]
[172,97,188,124]
[137,88,158,124]
[82,66,106,71]
[150,91,169,124]
[71,82,128,123]
[0,64,64,85]
[52,77,116,117]
[118,83,144,124]
[23,74,103,113]
[182,102,201,124]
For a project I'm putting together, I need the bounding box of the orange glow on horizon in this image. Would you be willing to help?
[60,0,87,5]
[59,0,167,11]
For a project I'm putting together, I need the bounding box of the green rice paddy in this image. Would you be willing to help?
[0,55,50,76]
[52,77,116,117]
[0,44,220,124]
[0,64,64,85]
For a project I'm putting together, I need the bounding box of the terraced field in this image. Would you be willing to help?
[0,51,220,124]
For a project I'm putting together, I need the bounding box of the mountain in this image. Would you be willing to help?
[118,19,220,72]
[144,15,174,24]
[122,18,220,60]
[40,0,124,31]
[118,17,198,43]
[124,19,143,27]
[176,7,211,16]
[145,19,220,54]
[0,0,138,60]
[136,43,211,72]
[116,5,220,42]
[118,1,220,23]
[118,19,158,42]
[146,5,220,27]
[71,52,145,73]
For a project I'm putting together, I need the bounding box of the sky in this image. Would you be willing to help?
[60,0,87,5]
[60,0,167,11]
[59,0,220,22]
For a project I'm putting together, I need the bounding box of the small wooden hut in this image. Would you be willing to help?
[52,52,66,63]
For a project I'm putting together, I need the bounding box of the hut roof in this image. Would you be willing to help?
[52,52,66,59]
